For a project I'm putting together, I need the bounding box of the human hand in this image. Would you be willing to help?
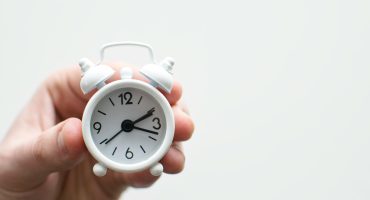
[0,64,194,200]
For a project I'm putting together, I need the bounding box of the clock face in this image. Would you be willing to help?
[90,87,167,164]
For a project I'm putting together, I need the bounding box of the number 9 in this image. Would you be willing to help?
[93,122,102,134]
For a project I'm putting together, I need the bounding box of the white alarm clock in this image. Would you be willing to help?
[79,42,175,177]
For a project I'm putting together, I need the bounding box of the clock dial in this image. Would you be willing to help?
[90,87,167,164]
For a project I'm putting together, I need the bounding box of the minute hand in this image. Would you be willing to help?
[133,107,155,124]
[105,129,124,144]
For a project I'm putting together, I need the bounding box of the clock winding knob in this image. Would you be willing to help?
[120,67,133,80]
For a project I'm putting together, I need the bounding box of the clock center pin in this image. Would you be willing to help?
[121,120,134,132]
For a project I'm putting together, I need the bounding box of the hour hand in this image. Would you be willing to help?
[133,126,158,135]
[133,107,155,124]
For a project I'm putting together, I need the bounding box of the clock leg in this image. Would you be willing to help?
[150,163,163,176]
[93,163,107,177]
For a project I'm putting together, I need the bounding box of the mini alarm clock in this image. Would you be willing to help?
[79,42,175,177]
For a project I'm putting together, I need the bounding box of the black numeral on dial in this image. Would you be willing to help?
[119,92,133,105]
[125,147,134,159]
[152,117,161,130]
[93,122,101,134]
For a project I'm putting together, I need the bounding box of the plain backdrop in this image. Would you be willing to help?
[1,0,370,199]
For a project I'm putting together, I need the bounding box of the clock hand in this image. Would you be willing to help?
[105,129,124,144]
[104,108,156,144]
[133,107,155,124]
[133,126,159,135]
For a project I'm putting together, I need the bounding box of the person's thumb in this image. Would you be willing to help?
[31,118,86,171]
[12,118,86,188]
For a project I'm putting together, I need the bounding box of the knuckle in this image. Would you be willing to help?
[127,174,159,188]
[164,146,186,174]
[131,180,156,188]
[184,124,195,141]
[32,136,46,163]
[175,157,186,173]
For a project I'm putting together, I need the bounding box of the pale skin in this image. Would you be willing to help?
[0,64,194,200]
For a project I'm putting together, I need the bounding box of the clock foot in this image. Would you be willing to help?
[150,163,163,176]
[93,163,107,177]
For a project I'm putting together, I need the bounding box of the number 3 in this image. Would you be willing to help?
[152,117,161,130]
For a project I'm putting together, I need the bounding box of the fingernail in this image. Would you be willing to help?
[57,121,70,155]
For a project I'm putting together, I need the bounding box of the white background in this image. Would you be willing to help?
[1,0,370,199]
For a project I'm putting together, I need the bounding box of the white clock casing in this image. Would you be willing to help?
[78,42,175,177]
[82,78,174,176]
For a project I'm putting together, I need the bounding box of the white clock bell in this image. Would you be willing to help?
[79,42,175,177]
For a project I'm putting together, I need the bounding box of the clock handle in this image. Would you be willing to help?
[97,42,156,65]
[150,163,163,176]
